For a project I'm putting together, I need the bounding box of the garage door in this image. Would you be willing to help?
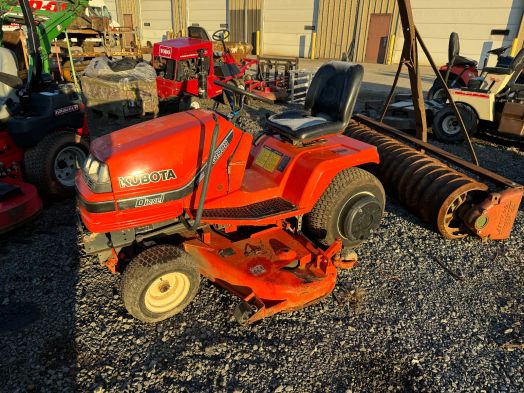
[393,0,524,66]
[188,0,228,37]
[140,0,173,46]
[262,0,316,57]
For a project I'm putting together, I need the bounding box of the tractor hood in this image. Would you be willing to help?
[89,109,237,199]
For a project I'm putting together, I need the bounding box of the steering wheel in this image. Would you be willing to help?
[212,29,230,41]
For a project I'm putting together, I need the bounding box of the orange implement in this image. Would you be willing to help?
[184,227,343,324]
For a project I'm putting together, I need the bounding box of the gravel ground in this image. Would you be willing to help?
[0,94,523,393]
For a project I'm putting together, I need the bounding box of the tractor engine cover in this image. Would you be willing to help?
[77,109,246,232]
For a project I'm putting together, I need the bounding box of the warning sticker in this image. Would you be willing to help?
[254,146,283,172]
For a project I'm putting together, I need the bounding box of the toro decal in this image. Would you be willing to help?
[118,169,177,189]
[159,46,173,58]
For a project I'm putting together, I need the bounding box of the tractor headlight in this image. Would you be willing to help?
[82,154,112,193]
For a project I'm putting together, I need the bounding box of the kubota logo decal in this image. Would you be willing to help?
[118,169,177,188]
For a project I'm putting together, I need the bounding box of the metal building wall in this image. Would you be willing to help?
[188,0,228,34]
[229,0,262,43]
[392,0,524,66]
[172,0,188,36]
[262,0,317,57]
[117,0,140,30]
[316,0,399,62]
[116,0,187,44]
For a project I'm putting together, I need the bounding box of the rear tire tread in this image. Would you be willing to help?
[24,130,88,197]
[304,167,385,247]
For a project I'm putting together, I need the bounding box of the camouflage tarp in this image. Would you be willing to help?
[81,57,158,118]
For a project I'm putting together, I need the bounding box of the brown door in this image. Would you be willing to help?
[365,13,392,63]
[123,14,134,47]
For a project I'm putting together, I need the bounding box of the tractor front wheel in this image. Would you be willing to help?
[24,131,89,197]
[304,168,385,249]
[120,245,200,323]
[432,105,478,143]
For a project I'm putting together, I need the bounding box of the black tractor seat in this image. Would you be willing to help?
[453,55,477,67]
[267,61,363,144]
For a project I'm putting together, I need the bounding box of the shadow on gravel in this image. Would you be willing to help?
[0,201,79,392]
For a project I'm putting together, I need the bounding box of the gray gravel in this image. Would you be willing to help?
[0,96,523,393]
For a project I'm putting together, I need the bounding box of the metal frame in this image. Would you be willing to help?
[380,0,479,165]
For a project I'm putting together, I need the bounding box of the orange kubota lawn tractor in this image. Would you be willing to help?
[77,61,386,324]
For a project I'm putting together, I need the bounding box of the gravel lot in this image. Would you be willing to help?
[0,87,523,392]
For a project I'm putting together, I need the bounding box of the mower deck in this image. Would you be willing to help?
[0,181,42,235]
[184,226,345,324]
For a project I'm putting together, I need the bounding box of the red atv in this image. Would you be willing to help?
[77,61,385,324]
[152,26,286,110]
[428,32,523,101]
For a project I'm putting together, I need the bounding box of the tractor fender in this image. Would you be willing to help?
[281,138,380,210]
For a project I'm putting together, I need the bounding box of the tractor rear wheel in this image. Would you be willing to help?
[432,105,478,143]
[24,131,89,197]
[120,245,200,323]
[304,168,385,248]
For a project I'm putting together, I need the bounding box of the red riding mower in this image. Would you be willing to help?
[0,0,89,234]
[428,32,524,101]
[152,26,286,110]
[77,61,386,324]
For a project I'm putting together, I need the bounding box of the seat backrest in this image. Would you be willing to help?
[188,26,211,41]
[448,32,460,64]
[304,61,363,127]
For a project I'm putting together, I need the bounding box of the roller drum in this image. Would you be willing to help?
[345,121,488,239]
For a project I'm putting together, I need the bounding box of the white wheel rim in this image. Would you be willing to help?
[54,146,87,187]
[144,272,190,314]
[442,114,461,135]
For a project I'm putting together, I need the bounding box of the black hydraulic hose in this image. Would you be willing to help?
[190,113,220,231]
[19,0,42,93]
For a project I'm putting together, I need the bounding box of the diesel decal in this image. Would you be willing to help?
[135,194,165,208]
[212,130,234,164]
[54,104,79,116]
[118,169,177,188]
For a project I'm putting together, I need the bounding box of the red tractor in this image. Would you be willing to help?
[428,32,524,101]
[152,27,286,110]
[77,61,386,324]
